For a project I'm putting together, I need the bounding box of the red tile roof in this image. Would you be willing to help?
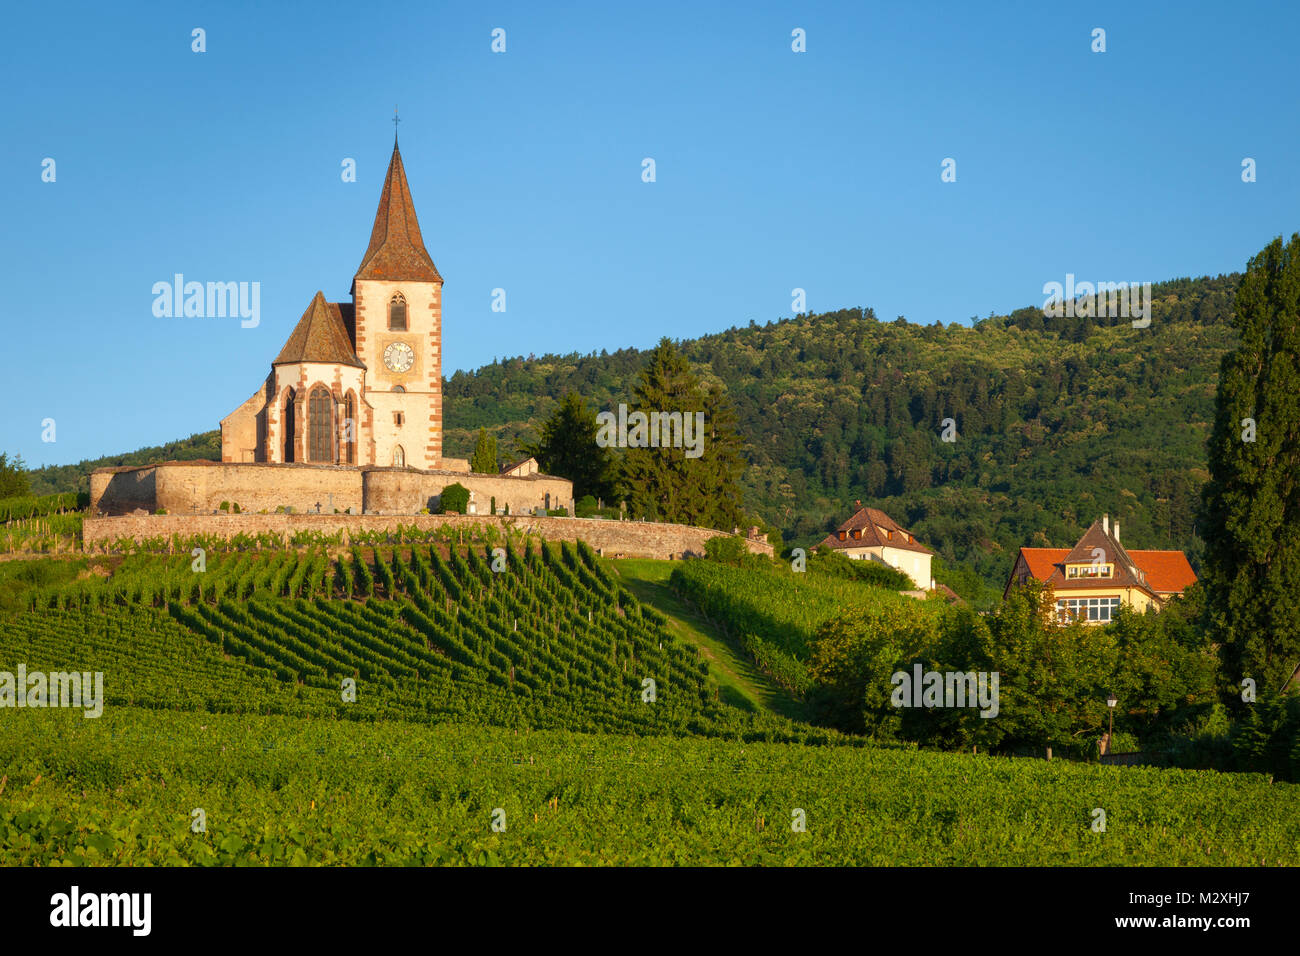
[1019,548,1069,580]
[273,291,365,368]
[1009,524,1196,599]
[1127,550,1198,594]
[355,142,442,284]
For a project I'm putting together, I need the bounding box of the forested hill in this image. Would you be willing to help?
[444,274,1239,589]
[28,274,1238,593]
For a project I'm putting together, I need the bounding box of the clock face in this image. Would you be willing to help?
[383,342,414,373]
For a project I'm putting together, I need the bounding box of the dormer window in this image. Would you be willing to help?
[1066,563,1112,579]
[838,531,847,541]
[389,293,407,331]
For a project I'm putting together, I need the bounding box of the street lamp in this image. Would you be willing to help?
[1106,692,1118,754]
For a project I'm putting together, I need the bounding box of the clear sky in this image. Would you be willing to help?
[2,0,1296,467]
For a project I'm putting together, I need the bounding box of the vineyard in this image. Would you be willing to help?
[2,706,1296,865]
[0,493,86,554]
[0,542,831,743]
[669,559,947,694]
[3,541,1297,866]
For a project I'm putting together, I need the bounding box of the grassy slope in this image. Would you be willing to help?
[607,558,808,720]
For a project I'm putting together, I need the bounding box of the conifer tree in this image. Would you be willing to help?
[521,391,615,500]
[621,338,747,529]
[1202,233,1300,697]
[0,452,28,499]
[470,428,498,474]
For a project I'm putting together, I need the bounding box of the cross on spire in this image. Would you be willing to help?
[393,106,401,144]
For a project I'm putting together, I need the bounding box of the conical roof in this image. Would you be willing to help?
[354,142,442,283]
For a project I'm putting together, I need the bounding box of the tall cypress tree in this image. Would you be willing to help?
[470,428,498,474]
[621,338,747,529]
[1202,233,1300,697]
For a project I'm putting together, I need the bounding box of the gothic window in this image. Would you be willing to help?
[389,293,407,331]
[309,387,334,462]
[391,385,404,392]
[282,389,296,462]
[343,393,356,464]
[393,445,405,467]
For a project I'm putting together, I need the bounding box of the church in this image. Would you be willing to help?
[221,139,449,470]
[90,138,573,518]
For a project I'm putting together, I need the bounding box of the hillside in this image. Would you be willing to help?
[24,275,1238,589]
[1,542,823,743]
[3,545,1295,866]
[445,275,1235,587]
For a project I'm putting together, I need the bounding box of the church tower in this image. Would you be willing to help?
[350,140,444,470]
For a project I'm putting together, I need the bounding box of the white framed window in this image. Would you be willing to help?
[1066,564,1113,579]
[1056,596,1121,623]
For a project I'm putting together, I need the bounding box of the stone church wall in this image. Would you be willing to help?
[89,461,572,520]
[82,512,774,561]
[89,467,157,516]
[417,470,574,517]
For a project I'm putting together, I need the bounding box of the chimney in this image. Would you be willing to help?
[855,500,861,508]
[1102,514,1109,534]
[1113,520,1120,543]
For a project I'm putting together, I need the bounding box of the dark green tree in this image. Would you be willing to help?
[0,453,29,499]
[520,391,615,501]
[1201,234,1300,697]
[470,428,498,474]
[621,338,747,530]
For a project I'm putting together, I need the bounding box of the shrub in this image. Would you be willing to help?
[811,551,914,590]
[704,535,749,565]
[439,484,470,515]
[218,501,230,512]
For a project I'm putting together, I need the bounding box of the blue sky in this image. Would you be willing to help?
[2,0,1297,467]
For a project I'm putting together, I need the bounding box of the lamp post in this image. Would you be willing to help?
[1106,692,1118,755]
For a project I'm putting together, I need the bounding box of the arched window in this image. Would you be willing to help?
[389,293,407,331]
[342,393,356,464]
[282,388,296,462]
[309,387,334,462]
[393,445,405,467]
[391,385,404,393]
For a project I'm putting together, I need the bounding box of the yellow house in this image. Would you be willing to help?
[816,503,935,589]
[1004,514,1197,624]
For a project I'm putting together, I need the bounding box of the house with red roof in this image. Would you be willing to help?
[816,502,936,589]
[1004,514,1197,624]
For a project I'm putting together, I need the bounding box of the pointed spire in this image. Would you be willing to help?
[274,291,365,368]
[354,141,442,284]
